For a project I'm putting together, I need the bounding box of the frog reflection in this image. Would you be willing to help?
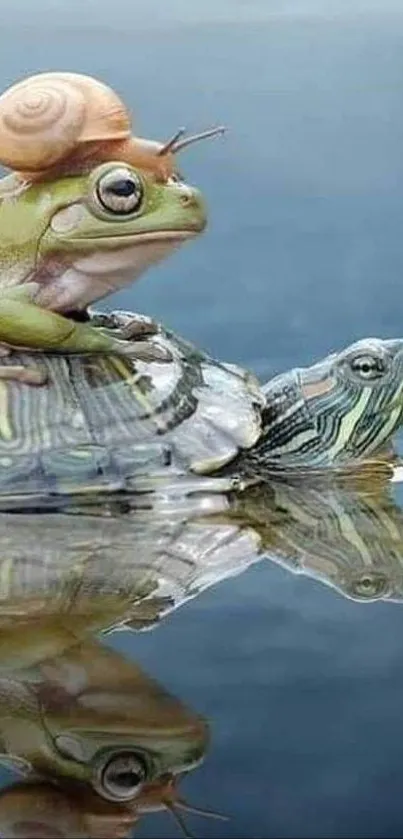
[0,622,216,837]
[0,776,222,839]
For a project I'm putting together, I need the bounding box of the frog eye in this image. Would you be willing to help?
[349,353,388,380]
[94,751,148,802]
[96,167,144,215]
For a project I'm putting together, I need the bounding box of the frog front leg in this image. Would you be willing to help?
[0,287,50,384]
[0,286,169,385]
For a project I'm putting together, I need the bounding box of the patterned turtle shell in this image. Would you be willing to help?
[0,311,403,510]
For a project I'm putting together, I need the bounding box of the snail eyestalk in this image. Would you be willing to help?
[157,127,187,157]
[158,126,226,157]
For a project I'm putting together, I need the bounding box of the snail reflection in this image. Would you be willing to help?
[0,619,220,838]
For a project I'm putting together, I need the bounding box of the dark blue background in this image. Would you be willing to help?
[2,2,403,836]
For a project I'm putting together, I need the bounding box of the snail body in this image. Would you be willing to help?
[0,71,225,184]
[0,72,176,181]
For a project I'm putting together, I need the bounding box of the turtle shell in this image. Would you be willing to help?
[0,316,265,509]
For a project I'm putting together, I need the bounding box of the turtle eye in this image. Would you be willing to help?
[348,571,389,600]
[96,167,144,215]
[349,353,387,380]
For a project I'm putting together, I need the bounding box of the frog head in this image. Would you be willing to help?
[0,162,206,313]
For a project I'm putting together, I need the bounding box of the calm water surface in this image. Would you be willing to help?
[2,1,403,836]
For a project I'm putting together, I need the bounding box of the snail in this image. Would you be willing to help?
[0,71,225,184]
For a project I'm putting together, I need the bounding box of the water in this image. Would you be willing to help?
[1,1,403,836]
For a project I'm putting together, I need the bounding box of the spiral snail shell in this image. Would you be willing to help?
[0,71,225,183]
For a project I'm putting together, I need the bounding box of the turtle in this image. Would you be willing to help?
[0,307,401,511]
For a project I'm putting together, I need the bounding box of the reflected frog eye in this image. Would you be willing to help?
[349,353,387,380]
[96,751,148,802]
[96,167,144,215]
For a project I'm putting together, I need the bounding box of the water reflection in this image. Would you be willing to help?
[1,467,403,834]
[0,621,212,837]
[1,469,403,632]
[230,471,403,603]
[0,503,262,628]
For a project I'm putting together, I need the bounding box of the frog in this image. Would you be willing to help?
[0,162,207,383]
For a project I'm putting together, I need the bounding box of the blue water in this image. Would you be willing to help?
[2,1,403,836]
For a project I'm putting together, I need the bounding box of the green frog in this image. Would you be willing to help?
[0,162,207,382]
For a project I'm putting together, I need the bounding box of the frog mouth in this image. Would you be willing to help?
[67,228,202,247]
[134,230,198,240]
[32,233,196,312]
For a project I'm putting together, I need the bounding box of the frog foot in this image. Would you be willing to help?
[88,310,171,361]
[115,313,159,340]
[116,340,173,363]
[0,361,47,385]
[89,310,159,339]
[0,340,47,386]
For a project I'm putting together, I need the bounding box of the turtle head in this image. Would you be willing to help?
[259,337,403,468]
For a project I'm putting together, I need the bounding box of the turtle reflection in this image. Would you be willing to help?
[229,470,403,603]
[0,505,262,627]
[0,623,212,838]
[1,470,403,627]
